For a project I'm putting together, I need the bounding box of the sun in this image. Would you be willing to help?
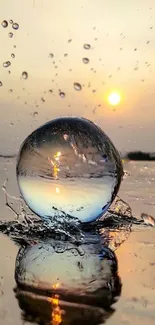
[108,92,121,106]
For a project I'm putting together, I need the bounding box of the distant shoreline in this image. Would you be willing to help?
[124,151,155,161]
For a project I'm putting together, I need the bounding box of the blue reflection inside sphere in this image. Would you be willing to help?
[16,117,123,223]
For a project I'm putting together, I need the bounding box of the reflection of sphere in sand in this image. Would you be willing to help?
[16,117,123,223]
[15,239,121,325]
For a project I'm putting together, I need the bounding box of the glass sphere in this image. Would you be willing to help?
[16,117,123,223]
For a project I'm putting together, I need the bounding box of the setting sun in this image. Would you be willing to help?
[108,92,121,106]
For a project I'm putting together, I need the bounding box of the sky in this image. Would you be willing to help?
[0,0,155,155]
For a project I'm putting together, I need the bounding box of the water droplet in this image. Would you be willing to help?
[16,117,123,223]
[74,83,82,91]
[64,53,68,57]
[49,53,54,58]
[0,81,3,87]
[12,22,19,30]
[11,53,15,58]
[13,45,16,48]
[83,44,91,50]
[41,97,45,102]
[8,32,13,38]
[9,19,13,24]
[82,58,89,64]
[3,61,11,68]
[1,20,8,28]
[68,39,72,43]
[22,71,28,80]
[59,91,65,98]
[48,89,53,93]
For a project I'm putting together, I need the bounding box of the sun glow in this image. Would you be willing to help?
[108,92,121,106]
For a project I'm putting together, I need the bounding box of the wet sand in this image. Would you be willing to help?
[0,159,155,324]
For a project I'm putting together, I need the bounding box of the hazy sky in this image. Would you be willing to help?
[0,0,155,154]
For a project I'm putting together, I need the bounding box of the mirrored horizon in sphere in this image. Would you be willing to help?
[16,117,123,223]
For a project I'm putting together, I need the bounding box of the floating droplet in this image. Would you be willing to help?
[3,61,11,68]
[9,19,13,24]
[11,53,15,58]
[74,82,82,91]
[21,71,28,80]
[12,22,19,30]
[68,39,72,43]
[49,53,54,58]
[82,58,89,64]
[83,44,91,50]
[59,91,65,98]
[8,32,13,38]
[1,20,8,28]
[16,117,123,223]
[0,81,3,87]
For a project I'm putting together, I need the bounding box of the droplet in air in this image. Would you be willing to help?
[59,91,65,98]
[8,32,13,38]
[82,58,89,64]
[0,81,3,87]
[74,83,82,91]
[3,61,11,68]
[49,53,54,58]
[12,22,19,30]
[83,44,91,50]
[1,20,8,28]
[21,71,28,80]
[16,116,123,223]
[9,19,13,24]
[11,53,15,58]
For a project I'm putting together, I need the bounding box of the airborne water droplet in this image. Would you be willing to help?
[74,83,82,91]
[12,22,19,30]
[59,91,65,98]
[22,71,28,80]
[9,19,13,24]
[1,20,8,28]
[49,53,54,58]
[0,81,3,87]
[8,32,13,38]
[16,116,123,223]
[82,58,89,64]
[83,44,91,50]
[3,61,11,68]
[11,53,15,58]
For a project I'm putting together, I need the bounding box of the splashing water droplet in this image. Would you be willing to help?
[74,82,82,91]
[9,19,13,24]
[16,117,123,223]
[83,44,91,50]
[3,61,11,68]
[82,58,89,64]
[12,22,19,30]
[11,53,15,58]
[59,91,65,98]
[22,71,28,80]
[8,32,13,38]
[1,20,8,28]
